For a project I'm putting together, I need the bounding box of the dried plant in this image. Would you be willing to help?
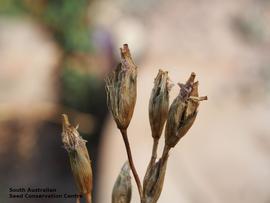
[61,44,207,203]
[61,114,93,203]
[105,44,207,203]
[105,44,137,130]
[105,44,142,199]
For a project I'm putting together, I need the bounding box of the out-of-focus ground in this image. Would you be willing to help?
[0,1,110,203]
[0,0,270,203]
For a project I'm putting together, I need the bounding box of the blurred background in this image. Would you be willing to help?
[0,0,270,203]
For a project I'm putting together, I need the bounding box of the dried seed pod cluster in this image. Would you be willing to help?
[105,44,207,203]
[60,44,207,203]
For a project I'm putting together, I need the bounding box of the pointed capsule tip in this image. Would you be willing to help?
[122,161,130,172]
[186,72,196,85]
[62,114,70,126]
[120,44,130,58]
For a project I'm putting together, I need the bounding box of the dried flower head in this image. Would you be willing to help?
[112,162,132,203]
[165,73,207,148]
[149,69,173,140]
[105,44,137,130]
[61,114,93,196]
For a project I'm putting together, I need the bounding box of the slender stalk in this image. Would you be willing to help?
[150,138,159,166]
[161,145,170,164]
[85,193,92,203]
[76,195,80,203]
[142,138,159,203]
[145,138,159,174]
[120,128,143,201]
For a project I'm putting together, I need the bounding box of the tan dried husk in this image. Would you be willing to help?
[165,94,188,148]
[165,73,206,148]
[143,155,168,203]
[112,162,132,203]
[149,69,172,139]
[105,44,137,130]
[184,81,199,119]
[62,114,93,195]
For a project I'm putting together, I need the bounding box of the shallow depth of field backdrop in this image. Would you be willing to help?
[0,0,270,203]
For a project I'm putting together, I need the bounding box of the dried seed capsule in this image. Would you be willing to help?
[178,81,207,139]
[165,73,207,148]
[143,156,168,203]
[112,162,132,203]
[149,69,172,140]
[105,44,137,130]
[164,92,187,148]
[61,114,93,196]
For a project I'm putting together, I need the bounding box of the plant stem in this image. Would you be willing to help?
[120,128,143,201]
[150,138,159,166]
[145,138,159,176]
[76,195,80,203]
[161,145,170,164]
[142,138,159,203]
[85,193,92,203]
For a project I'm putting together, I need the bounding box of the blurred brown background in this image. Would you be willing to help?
[0,0,270,203]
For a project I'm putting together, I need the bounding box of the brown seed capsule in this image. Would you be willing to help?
[143,156,168,203]
[112,162,132,203]
[165,73,207,148]
[149,69,172,139]
[105,44,137,130]
[61,114,93,196]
